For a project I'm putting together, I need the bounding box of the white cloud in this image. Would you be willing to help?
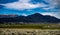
[22,13,27,16]
[0,0,59,10]
[41,12,60,19]
[1,0,47,10]
[43,0,58,10]
[42,7,50,10]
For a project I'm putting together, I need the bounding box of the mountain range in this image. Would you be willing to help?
[0,13,60,23]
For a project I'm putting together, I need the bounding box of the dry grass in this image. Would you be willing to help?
[0,29,60,35]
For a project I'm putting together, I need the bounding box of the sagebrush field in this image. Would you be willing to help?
[0,23,60,29]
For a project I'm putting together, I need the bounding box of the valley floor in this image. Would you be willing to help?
[0,23,60,35]
[0,29,60,35]
[0,23,60,29]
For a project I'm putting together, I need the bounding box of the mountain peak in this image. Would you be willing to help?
[29,13,43,17]
[33,13,42,15]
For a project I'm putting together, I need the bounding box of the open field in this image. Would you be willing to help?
[0,23,60,35]
[0,29,60,35]
[0,23,60,29]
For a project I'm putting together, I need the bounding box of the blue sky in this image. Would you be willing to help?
[0,0,60,18]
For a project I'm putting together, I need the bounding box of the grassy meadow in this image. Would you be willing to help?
[0,23,60,29]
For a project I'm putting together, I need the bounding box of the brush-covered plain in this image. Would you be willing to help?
[0,23,60,29]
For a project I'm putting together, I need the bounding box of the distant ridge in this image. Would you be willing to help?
[0,14,18,18]
[0,13,60,23]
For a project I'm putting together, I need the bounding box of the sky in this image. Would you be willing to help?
[0,0,60,19]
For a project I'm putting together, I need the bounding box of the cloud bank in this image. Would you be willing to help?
[1,0,47,10]
[1,0,59,10]
[41,12,60,19]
